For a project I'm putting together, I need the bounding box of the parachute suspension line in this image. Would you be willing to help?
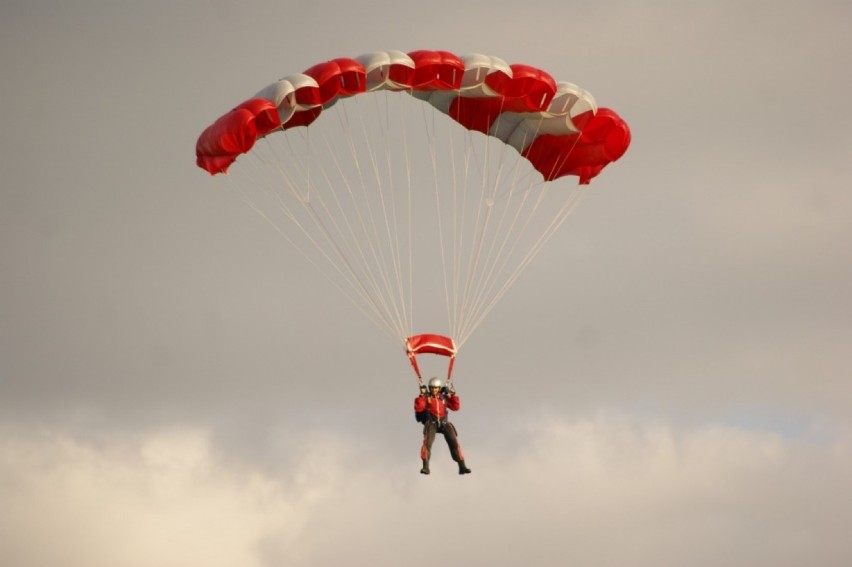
[222,145,401,341]
[354,93,410,336]
[351,92,415,340]
[406,102,417,341]
[276,113,410,341]
[454,133,492,339]
[394,92,414,337]
[218,92,601,351]
[331,95,410,339]
[456,119,552,343]
[459,183,591,345]
[456,177,546,345]
[457,149,537,344]
[382,91,414,339]
[455,97,511,343]
[453,128,477,340]
[417,95,455,342]
[446,106,467,341]
[447,108,593,345]
[306,125,409,340]
[296,128,410,340]
[455,176,494,342]
[452,110,587,347]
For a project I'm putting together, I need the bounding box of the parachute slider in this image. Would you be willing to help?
[405,334,457,383]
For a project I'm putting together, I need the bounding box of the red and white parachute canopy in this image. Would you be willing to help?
[196,50,630,380]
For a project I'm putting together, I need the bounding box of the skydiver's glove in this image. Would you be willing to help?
[449,389,456,396]
[441,386,449,395]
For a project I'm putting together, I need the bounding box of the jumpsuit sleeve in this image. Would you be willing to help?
[414,396,427,412]
[445,395,460,411]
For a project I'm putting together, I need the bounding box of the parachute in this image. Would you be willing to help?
[195,49,630,383]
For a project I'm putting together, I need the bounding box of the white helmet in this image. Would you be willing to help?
[427,377,443,389]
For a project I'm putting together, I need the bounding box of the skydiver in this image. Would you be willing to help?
[414,377,471,475]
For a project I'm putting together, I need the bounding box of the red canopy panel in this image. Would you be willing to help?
[195,49,630,184]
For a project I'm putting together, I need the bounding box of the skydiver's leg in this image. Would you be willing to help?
[443,422,471,474]
[442,422,462,462]
[420,422,436,474]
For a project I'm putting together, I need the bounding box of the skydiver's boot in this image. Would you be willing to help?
[420,460,430,475]
[458,461,471,475]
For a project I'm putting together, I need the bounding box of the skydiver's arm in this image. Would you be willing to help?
[414,396,428,412]
[446,394,460,411]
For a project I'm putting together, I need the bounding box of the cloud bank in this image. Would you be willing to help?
[3,415,850,567]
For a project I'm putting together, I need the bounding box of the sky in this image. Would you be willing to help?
[2,1,851,565]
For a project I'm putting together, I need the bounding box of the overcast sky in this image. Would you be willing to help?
[2,1,851,566]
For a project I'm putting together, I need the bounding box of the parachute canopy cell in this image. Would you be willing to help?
[195,49,630,183]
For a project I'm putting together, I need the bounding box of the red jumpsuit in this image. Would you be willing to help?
[414,392,467,471]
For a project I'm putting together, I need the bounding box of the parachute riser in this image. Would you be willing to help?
[407,351,455,386]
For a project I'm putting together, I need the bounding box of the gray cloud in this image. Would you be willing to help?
[2,417,851,567]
